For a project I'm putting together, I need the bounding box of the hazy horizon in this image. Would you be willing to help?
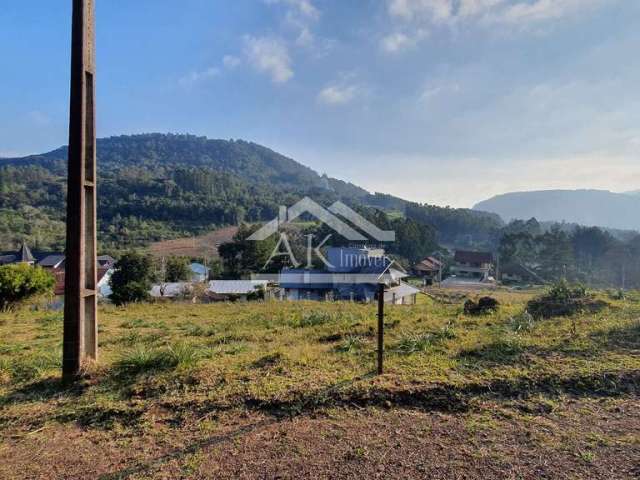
[2,1,640,207]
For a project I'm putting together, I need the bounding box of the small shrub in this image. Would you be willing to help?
[609,290,626,301]
[336,335,364,353]
[509,311,536,333]
[0,264,55,310]
[527,281,608,319]
[464,297,500,316]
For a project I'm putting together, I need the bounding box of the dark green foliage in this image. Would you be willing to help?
[109,252,155,306]
[0,264,54,310]
[464,297,500,316]
[165,256,190,282]
[405,202,503,247]
[219,224,280,277]
[498,220,640,288]
[526,281,608,319]
[0,134,499,257]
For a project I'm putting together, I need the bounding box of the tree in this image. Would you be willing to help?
[0,264,55,310]
[539,226,574,281]
[165,256,190,282]
[571,227,613,272]
[109,252,155,306]
[207,258,223,280]
[219,224,279,277]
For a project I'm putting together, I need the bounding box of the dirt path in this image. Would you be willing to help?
[2,397,639,479]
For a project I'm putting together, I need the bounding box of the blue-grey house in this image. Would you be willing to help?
[280,247,420,304]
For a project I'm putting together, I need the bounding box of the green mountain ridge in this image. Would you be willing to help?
[0,133,503,252]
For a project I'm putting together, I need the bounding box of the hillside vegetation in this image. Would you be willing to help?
[1,290,639,477]
[0,133,502,251]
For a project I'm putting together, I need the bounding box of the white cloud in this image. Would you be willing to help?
[223,55,241,69]
[387,0,611,27]
[178,67,220,88]
[380,29,429,53]
[318,83,362,106]
[265,0,320,20]
[244,36,294,84]
[381,32,413,53]
[388,0,453,22]
[265,0,322,50]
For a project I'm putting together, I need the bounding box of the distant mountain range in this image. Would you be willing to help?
[474,189,640,231]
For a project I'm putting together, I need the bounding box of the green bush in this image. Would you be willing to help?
[0,264,54,310]
[527,281,607,319]
[463,297,500,316]
[109,252,154,306]
[165,256,190,282]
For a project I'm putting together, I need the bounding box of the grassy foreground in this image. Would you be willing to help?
[1,289,640,478]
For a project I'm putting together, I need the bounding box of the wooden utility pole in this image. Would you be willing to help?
[63,0,98,379]
[377,283,385,375]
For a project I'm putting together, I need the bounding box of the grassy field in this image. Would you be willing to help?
[1,289,639,478]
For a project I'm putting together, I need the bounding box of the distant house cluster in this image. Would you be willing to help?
[0,242,116,298]
[412,249,501,289]
[413,256,444,285]
[151,247,422,305]
[450,250,494,282]
[3,241,530,306]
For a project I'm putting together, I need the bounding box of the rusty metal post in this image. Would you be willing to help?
[377,283,385,375]
[63,0,98,379]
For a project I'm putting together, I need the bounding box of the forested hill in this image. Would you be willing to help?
[0,133,503,252]
[2,133,370,199]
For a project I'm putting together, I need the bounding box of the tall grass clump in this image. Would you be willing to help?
[336,335,365,353]
[115,343,206,376]
[395,322,456,355]
[292,311,334,328]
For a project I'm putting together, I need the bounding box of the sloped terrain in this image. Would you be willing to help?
[1,290,639,478]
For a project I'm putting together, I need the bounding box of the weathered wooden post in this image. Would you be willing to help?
[63,0,98,379]
[377,283,385,375]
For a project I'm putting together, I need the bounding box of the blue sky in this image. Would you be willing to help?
[1,0,639,207]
